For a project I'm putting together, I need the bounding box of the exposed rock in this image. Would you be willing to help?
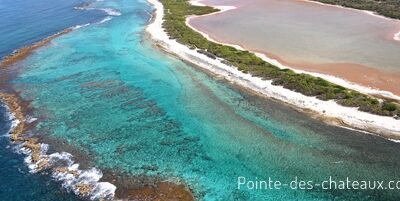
[0,29,72,68]
[0,93,26,143]
[36,159,50,171]
[75,183,93,196]
[54,166,80,177]
[23,138,42,163]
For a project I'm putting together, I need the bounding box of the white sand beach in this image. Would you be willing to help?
[146,0,400,139]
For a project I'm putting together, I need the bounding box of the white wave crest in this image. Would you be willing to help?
[97,16,113,24]
[18,143,116,200]
[52,165,116,200]
[25,115,38,123]
[99,8,122,16]
[74,6,122,16]
[73,23,91,30]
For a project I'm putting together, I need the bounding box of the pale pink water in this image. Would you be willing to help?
[189,0,400,94]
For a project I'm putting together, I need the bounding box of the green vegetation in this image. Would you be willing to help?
[160,0,400,117]
[313,0,400,20]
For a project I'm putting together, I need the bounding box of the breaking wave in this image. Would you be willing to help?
[3,106,116,200]
[74,6,122,16]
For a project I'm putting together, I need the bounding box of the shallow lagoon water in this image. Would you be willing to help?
[3,0,400,200]
[0,0,103,200]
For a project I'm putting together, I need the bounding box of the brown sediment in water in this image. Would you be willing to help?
[0,91,195,200]
[102,172,195,201]
[0,92,195,200]
[0,92,49,168]
[118,181,194,201]
[0,28,72,68]
[0,32,195,200]
[0,93,29,142]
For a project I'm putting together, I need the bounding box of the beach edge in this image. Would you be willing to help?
[145,0,400,140]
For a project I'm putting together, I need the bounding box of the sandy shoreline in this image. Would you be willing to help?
[0,10,195,201]
[187,20,400,99]
[303,0,400,43]
[301,0,400,42]
[301,0,400,22]
[146,0,400,140]
[187,0,400,100]
[255,49,400,98]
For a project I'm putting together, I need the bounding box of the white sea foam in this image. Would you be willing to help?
[74,6,122,16]
[146,0,400,139]
[73,23,91,30]
[73,4,121,28]
[97,16,113,24]
[99,8,122,16]
[2,115,117,201]
[73,16,114,29]
[73,8,120,29]
[21,147,117,200]
[389,139,400,143]
[0,104,18,137]
[0,4,119,199]
[51,165,116,200]
[25,116,38,123]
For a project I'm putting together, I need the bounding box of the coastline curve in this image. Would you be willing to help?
[146,0,400,140]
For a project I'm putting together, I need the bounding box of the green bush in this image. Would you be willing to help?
[383,101,397,112]
[314,0,400,20]
[160,0,400,117]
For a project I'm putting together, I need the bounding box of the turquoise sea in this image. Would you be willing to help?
[1,0,400,200]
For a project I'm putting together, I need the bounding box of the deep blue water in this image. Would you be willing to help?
[1,0,400,200]
[0,104,82,201]
[0,0,104,59]
[0,0,104,200]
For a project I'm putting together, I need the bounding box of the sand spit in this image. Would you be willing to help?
[186,2,400,100]
[146,0,400,140]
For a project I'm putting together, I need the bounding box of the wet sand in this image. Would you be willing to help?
[189,0,400,96]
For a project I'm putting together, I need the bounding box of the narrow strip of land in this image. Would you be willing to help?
[159,0,399,117]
